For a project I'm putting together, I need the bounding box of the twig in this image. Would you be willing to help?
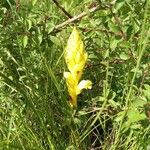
[54,5,106,31]
[16,0,20,11]
[52,0,72,19]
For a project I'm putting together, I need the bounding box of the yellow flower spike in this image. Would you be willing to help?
[65,27,87,73]
[64,27,92,108]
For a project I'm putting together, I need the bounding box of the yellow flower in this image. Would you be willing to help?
[64,27,92,108]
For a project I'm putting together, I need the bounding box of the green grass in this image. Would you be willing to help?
[0,0,150,149]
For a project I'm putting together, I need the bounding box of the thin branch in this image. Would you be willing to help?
[52,0,72,19]
[16,0,20,11]
[54,4,109,31]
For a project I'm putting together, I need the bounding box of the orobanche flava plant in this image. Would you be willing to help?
[64,27,92,108]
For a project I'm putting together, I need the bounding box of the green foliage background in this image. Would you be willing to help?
[0,0,150,149]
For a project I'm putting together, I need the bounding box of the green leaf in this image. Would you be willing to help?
[23,35,28,48]
[27,19,32,30]
[110,38,120,50]
[132,98,147,108]
[119,52,129,60]
[143,84,150,100]
[38,34,43,45]
[50,36,61,47]
[108,23,121,33]
[32,0,37,6]
[127,25,133,39]
[127,108,146,124]
[115,0,125,11]
[47,23,55,34]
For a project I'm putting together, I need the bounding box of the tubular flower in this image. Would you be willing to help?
[64,27,92,108]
